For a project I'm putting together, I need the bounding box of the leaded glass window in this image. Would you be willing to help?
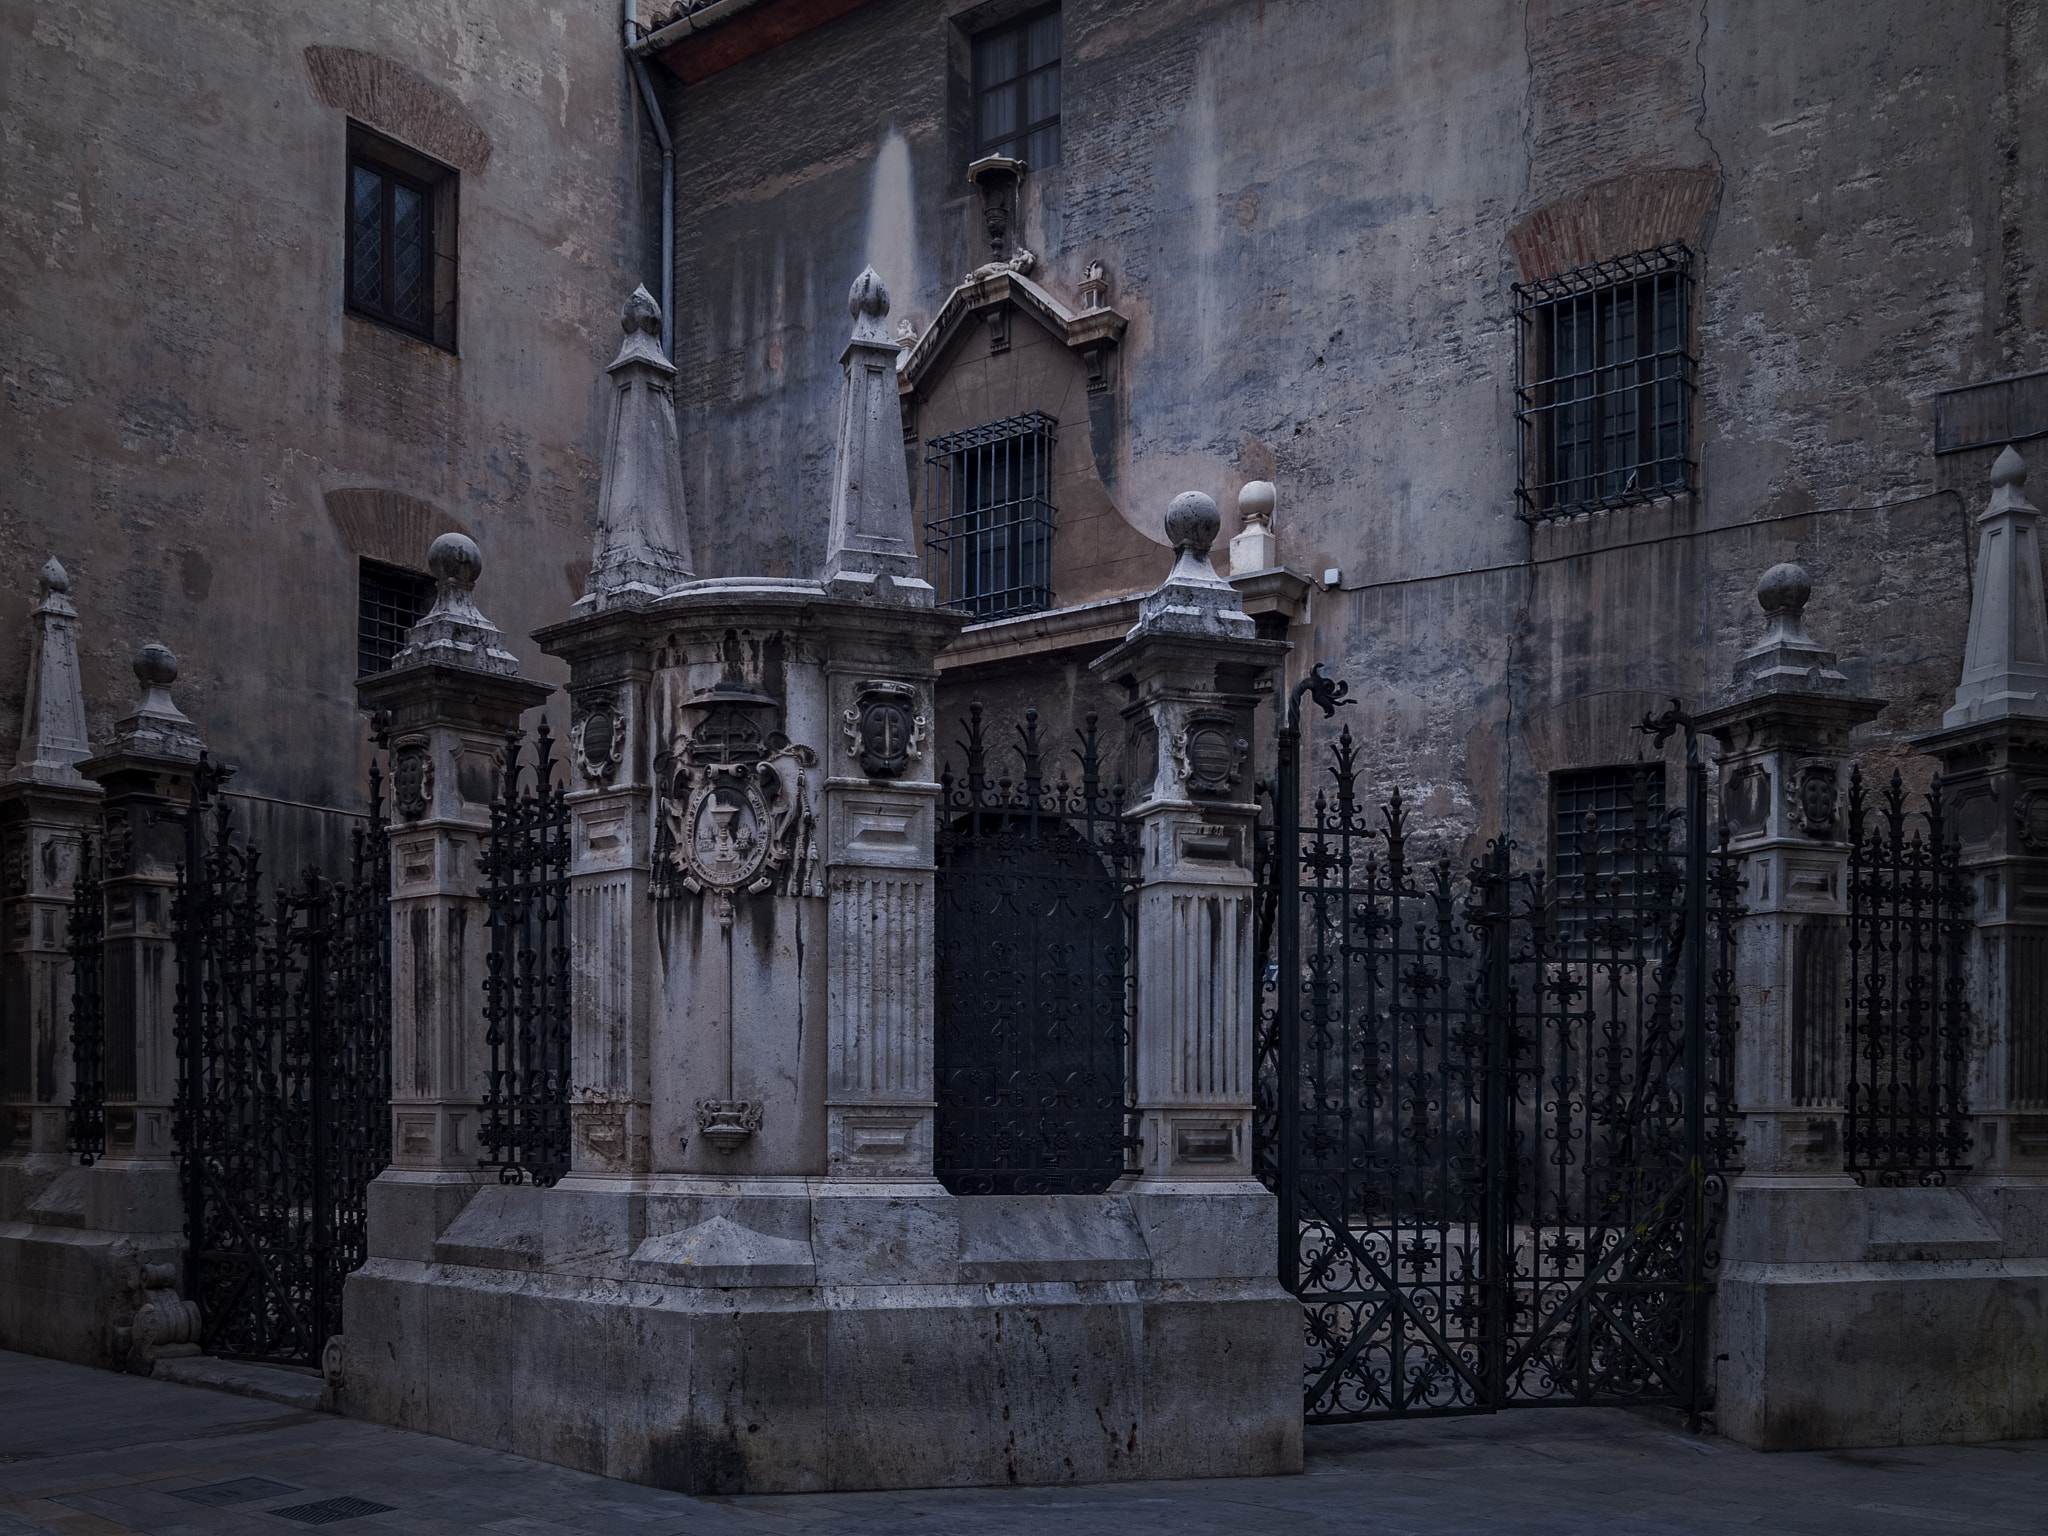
[346,149,437,340]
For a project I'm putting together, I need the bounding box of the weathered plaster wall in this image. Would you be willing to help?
[0,0,648,849]
[659,0,2048,856]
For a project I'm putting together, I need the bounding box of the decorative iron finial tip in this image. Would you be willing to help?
[1238,480,1276,528]
[38,555,69,594]
[1993,443,2027,489]
[849,266,890,321]
[1164,491,1222,557]
[133,641,178,689]
[622,284,662,337]
[1755,561,1811,618]
[427,531,482,589]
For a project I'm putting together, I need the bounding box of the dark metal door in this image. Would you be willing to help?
[1255,668,1740,1422]
[933,704,1138,1194]
[173,757,392,1366]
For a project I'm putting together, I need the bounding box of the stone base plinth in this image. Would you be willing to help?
[1713,1180,2048,1449]
[0,1161,184,1370]
[337,1180,1302,1493]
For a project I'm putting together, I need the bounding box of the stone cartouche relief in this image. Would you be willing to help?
[571,689,624,786]
[841,679,926,780]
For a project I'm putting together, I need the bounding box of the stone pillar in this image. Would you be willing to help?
[0,643,209,1368]
[1915,447,2048,1184]
[1698,564,1883,1175]
[356,534,550,1259]
[1092,493,1287,1242]
[0,558,101,1210]
[78,645,208,1211]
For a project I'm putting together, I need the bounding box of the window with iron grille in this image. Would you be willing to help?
[346,125,458,349]
[1551,764,1668,926]
[924,412,1057,620]
[1515,245,1694,521]
[973,7,1061,167]
[357,559,436,676]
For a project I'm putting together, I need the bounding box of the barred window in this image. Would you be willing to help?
[1515,245,1693,520]
[974,7,1060,167]
[1551,764,1668,919]
[924,412,1057,621]
[346,125,458,349]
[357,559,436,676]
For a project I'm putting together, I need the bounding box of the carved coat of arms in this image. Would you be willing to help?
[658,698,820,912]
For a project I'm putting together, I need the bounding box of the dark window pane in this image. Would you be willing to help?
[392,183,425,323]
[924,413,1058,620]
[350,165,384,309]
[976,28,1020,87]
[1026,68,1059,125]
[1025,10,1060,69]
[980,85,1019,151]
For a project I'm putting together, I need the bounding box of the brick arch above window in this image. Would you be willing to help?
[323,487,471,571]
[1508,165,1719,282]
[303,46,493,173]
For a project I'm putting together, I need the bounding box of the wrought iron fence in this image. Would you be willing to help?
[478,722,572,1186]
[1843,766,1973,1184]
[1256,671,1740,1422]
[65,834,104,1164]
[933,702,1139,1194]
[173,753,393,1366]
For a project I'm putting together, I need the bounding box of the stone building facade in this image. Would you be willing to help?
[0,0,661,871]
[641,0,2047,843]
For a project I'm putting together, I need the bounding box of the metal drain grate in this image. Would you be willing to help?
[173,1477,302,1506]
[266,1496,397,1525]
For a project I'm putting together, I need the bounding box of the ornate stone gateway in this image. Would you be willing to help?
[932,704,1139,1194]
[1256,669,1742,1422]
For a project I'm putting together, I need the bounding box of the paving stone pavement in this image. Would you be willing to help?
[2,1349,2044,1534]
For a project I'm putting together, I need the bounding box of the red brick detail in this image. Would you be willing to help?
[303,47,493,171]
[1509,166,1720,280]
[650,0,878,85]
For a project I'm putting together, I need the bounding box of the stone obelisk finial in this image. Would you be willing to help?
[580,285,694,613]
[1946,444,2048,726]
[821,267,933,605]
[10,556,92,784]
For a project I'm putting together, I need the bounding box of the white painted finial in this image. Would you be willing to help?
[1228,481,1280,577]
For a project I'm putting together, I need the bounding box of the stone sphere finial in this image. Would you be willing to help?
[134,641,179,688]
[428,531,482,589]
[1993,443,2028,489]
[1238,481,1276,529]
[1756,561,1812,619]
[849,266,890,320]
[39,555,69,594]
[1165,491,1222,557]
[622,284,662,337]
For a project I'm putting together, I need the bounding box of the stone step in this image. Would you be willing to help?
[152,1354,330,1413]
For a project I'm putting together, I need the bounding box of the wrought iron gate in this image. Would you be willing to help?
[1255,668,1740,1422]
[171,754,392,1365]
[478,722,572,1187]
[932,703,1139,1194]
